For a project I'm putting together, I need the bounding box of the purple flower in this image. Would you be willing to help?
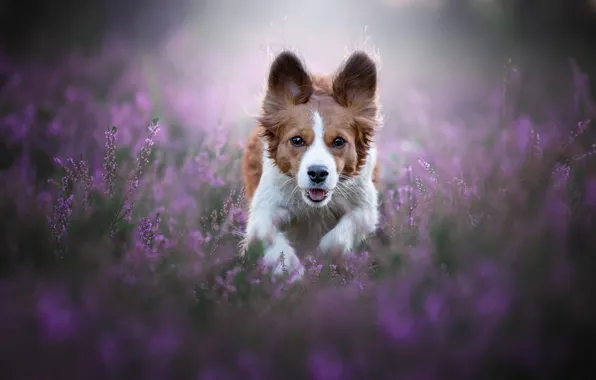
[309,348,344,380]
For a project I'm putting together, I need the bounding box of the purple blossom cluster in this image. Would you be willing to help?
[1,39,596,379]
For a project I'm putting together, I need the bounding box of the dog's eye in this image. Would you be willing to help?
[290,136,305,147]
[332,137,347,148]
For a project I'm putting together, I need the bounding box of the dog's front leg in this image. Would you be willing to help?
[318,204,379,255]
[243,206,304,281]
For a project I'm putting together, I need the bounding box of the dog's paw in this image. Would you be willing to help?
[272,253,305,283]
[318,229,352,255]
[263,237,305,282]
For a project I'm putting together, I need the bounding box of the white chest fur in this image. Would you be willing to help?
[242,140,379,281]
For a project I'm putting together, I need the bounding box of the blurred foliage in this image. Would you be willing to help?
[1,36,596,378]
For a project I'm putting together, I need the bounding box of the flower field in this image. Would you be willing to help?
[1,34,596,379]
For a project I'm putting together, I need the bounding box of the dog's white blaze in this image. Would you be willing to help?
[297,111,338,190]
[312,111,325,138]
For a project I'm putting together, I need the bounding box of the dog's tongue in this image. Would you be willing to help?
[308,189,326,201]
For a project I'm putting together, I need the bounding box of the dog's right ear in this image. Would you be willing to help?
[262,51,313,115]
[332,51,377,110]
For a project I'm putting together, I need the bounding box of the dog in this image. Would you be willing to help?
[241,50,381,281]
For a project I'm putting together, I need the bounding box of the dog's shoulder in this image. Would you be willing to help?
[242,126,265,204]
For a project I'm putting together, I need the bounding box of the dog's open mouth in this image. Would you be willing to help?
[306,188,328,202]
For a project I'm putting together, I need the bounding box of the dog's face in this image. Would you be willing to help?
[259,51,379,208]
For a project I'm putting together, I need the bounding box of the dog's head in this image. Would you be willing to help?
[258,50,379,208]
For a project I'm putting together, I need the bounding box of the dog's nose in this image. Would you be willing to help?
[307,165,329,184]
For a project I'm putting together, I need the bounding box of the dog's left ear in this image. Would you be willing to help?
[263,51,313,115]
[332,51,377,109]
[333,51,378,170]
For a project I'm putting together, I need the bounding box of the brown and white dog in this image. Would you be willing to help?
[241,50,381,280]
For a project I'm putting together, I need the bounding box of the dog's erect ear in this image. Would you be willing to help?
[332,51,377,109]
[263,51,313,114]
[333,51,378,171]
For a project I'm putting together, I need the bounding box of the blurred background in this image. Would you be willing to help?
[2,0,596,88]
[2,0,596,122]
[2,0,596,195]
[2,3,596,376]
[2,0,596,55]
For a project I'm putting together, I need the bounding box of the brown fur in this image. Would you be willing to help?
[242,51,381,204]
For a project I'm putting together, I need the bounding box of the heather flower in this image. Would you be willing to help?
[576,119,590,135]
[103,125,118,196]
[377,290,414,342]
[47,155,91,249]
[451,177,473,199]
[110,118,160,236]
[529,128,542,160]
[122,118,160,215]
[47,194,74,248]
[279,251,288,276]
[6,37,596,379]
[574,144,596,162]
[138,212,161,250]
[551,163,571,190]
[75,157,93,210]
[306,257,324,283]
[215,266,241,299]
[417,157,439,184]
[52,157,75,195]
[563,119,595,163]
[308,348,344,380]
[405,165,416,226]
[328,264,339,280]
[36,289,78,342]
